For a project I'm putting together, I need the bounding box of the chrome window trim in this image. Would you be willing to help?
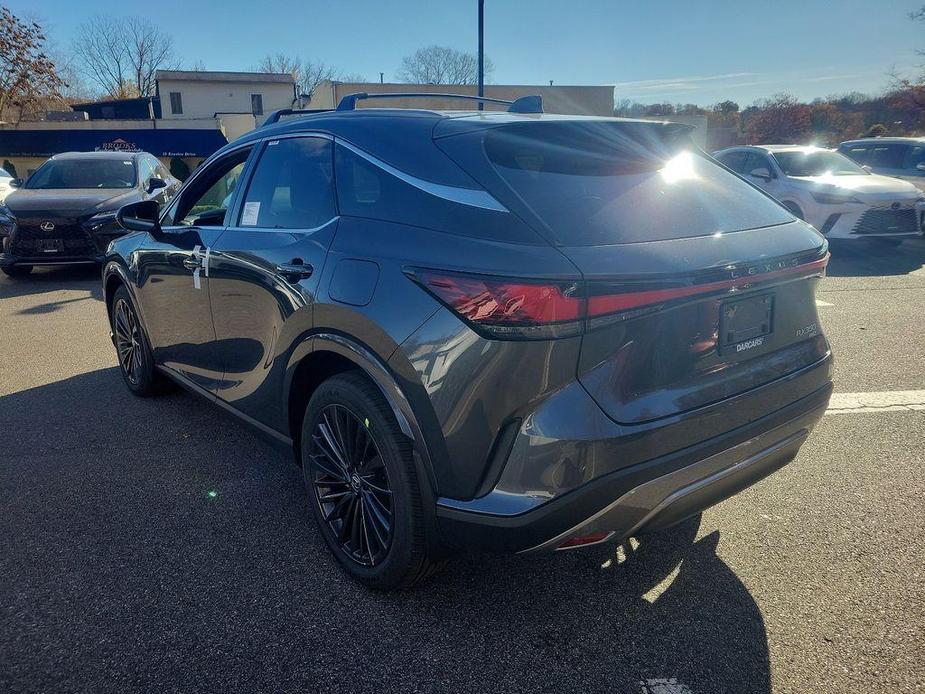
[336,138,509,213]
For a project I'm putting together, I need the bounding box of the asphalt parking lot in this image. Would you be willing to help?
[1,239,924,694]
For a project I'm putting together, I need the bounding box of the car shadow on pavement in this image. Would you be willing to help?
[825,238,925,277]
[0,265,102,307]
[0,368,770,694]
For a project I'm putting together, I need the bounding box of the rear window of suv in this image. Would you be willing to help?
[438,121,793,246]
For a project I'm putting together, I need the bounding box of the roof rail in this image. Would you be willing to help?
[261,108,332,127]
[335,92,543,114]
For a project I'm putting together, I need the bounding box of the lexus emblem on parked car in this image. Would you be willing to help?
[40,221,56,231]
[891,202,902,210]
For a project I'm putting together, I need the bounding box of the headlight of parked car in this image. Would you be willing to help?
[85,210,121,232]
[810,190,862,205]
[0,204,14,234]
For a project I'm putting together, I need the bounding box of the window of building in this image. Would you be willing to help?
[251,94,264,116]
[169,92,183,115]
[238,137,335,230]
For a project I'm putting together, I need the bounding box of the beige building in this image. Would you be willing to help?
[310,81,615,117]
[155,70,297,121]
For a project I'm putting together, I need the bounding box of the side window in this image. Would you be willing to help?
[869,144,907,169]
[844,146,870,165]
[137,157,155,185]
[903,145,925,170]
[744,152,773,177]
[166,147,252,226]
[237,137,335,230]
[717,151,748,173]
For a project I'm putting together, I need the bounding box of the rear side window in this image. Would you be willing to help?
[239,137,336,229]
[843,146,870,164]
[868,144,907,169]
[333,142,542,244]
[441,121,792,246]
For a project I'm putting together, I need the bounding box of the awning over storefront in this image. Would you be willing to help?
[0,128,229,158]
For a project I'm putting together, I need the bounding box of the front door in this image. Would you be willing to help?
[134,146,253,391]
[208,135,339,430]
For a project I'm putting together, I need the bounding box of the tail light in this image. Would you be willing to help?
[408,253,828,341]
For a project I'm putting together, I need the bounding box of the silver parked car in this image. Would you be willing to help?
[838,137,925,194]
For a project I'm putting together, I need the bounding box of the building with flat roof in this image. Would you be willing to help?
[0,70,296,179]
[309,81,615,116]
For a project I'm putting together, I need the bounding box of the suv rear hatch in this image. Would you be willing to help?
[435,118,831,428]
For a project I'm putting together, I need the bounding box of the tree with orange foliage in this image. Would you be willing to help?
[0,7,64,121]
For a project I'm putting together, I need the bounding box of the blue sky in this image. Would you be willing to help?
[17,0,925,106]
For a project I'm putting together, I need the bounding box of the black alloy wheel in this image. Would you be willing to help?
[113,297,144,387]
[308,404,394,567]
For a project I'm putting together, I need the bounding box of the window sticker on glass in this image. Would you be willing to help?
[241,201,260,226]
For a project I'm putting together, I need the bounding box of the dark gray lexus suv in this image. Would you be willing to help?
[104,94,833,589]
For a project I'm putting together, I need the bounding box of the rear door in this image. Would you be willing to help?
[207,134,338,430]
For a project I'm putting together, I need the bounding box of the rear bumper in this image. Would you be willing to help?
[435,379,832,553]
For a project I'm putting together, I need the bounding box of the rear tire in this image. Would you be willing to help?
[301,371,440,589]
[1,265,32,278]
[109,286,173,396]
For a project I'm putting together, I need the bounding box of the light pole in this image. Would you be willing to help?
[478,0,484,110]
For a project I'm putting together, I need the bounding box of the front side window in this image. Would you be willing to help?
[744,152,774,176]
[717,150,748,173]
[251,94,263,116]
[773,150,867,177]
[25,158,137,189]
[170,92,183,115]
[238,137,335,229]
[903,145,925,170]
[843,146,870,164]
[167,148,251,226]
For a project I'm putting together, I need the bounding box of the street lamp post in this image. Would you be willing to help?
[478,0,484,111]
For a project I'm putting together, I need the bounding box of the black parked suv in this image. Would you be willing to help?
[104,94,833,589]
[0,151,180,277]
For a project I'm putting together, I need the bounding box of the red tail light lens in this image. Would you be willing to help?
[409,253,828,340]
[410,270,584,339]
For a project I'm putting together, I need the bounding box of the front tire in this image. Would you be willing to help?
[1,265,32,278]
[301,372,440,589]
[109,286,172,396]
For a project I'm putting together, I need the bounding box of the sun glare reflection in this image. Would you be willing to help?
[660,151,699,184]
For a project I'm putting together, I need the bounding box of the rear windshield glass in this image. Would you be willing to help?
[440,121,793,246]
[25,158,137,189]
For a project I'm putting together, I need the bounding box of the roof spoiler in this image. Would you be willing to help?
[335,92,543,114]
[261,108,333,127]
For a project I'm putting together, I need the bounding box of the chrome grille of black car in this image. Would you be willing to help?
[852,204,919,236]
[10,223,96,256]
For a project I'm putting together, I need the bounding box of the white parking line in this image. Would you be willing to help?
[826,390,925,414]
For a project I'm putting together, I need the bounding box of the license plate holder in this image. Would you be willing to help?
[37,238,63,254]
[720,293,774,354]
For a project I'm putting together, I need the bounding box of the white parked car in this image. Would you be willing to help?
[0,168,18,203]
[713,145,924,244]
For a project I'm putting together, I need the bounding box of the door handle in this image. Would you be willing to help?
[275,262,313,280]
[182,257,202,270]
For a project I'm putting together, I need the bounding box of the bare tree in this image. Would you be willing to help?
[73,16,179,98]
[253,54,365,100]
[0,7,64,121]
[396,45,493,85]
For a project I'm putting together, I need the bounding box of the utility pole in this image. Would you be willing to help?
[478,0,485,110]
[380,72,384,84]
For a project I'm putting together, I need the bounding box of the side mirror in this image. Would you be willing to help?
[749,167,772,181]
[915,163,925,172]
[147,176,167,194]
[862,165,873,172]
[9,178,21,188]
[117,200,161,235]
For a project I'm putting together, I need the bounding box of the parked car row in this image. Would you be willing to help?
[0,151,181,277]
[714,138,925,246]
